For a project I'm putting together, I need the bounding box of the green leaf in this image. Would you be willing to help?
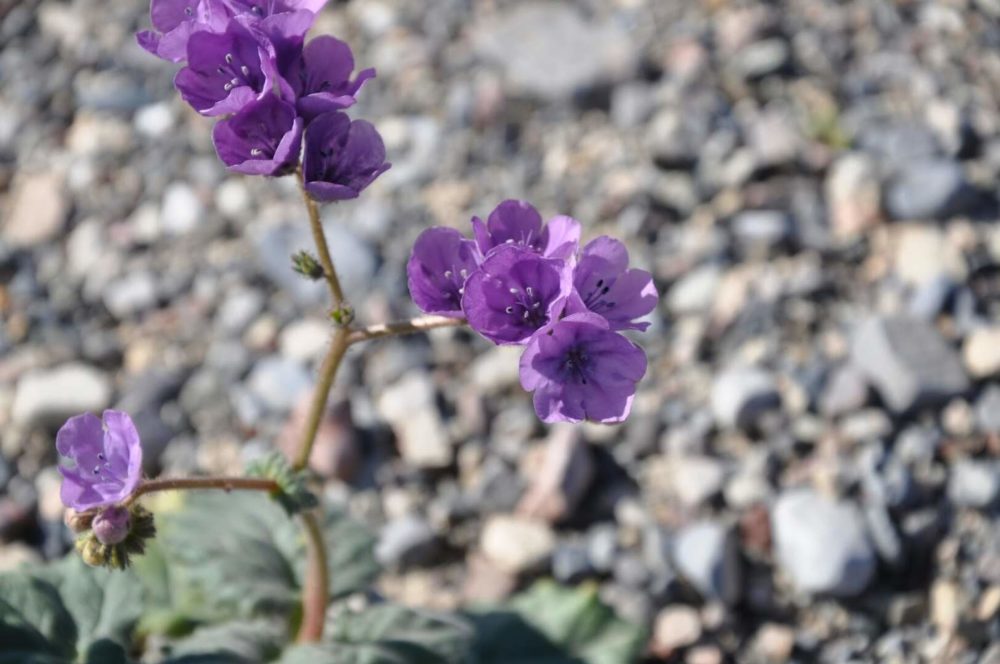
[0,573,77,660]
[468,582,647,664]
[245,452,318,516]
[157,492,377,622]
[279,604,474,664]
[82,639,133,664]
[164,618,286,663]
[47,556,144,653]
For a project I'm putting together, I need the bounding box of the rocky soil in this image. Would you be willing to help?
[2,0,1000,662]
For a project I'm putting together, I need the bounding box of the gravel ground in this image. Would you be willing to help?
[3,0,1000,662]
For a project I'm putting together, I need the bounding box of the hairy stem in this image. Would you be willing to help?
[347,315,466,345]
[296,167,345,306]
[297,510,330,643]
[125,476,279,505]
[293,327,350,471]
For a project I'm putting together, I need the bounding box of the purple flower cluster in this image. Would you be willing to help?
[408,200,657,424]
[138,0,389,196]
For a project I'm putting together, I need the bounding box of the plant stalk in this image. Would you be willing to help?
[296,167,345,307]
[346,315,466,345]
[297,510,330,643]
[125,476,280,505]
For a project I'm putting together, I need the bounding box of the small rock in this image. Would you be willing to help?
[771,489,875,597]
[0,542,42,572]
[480,514,556,575]
[962,327,1000,378]
[215,288,264,335]
[470,346,523,393]
[377,372,451,469]
[864,504,904,568]
[672,456,727,508]
[463,552,518,603]
[12,364,113,428]
[886,159,974,220]
[673,520,742,604]
[587,523,618,574]
[517,425,594,523]
[840,409,893,442]
[613,554,651,589]
[819,365,869,417]
[376,515,439,569]
[667,264,721,316]
[652,605,702,655]
[134,102,175,138]
[474,3,636,100]
[751,623,796,663]
[975,386,1000,433]
[894,225,965,286]
[947,459,1000,508]
[215,179,252,219]
[278,397,359,482]
[850,316,969,413]
[247,357,312,413]
[279,318,330,363]
[711,367,781,429]
[733,38,789,80]
[825,153,881,240]
[103,271,158,318]
[732,210,790,251]
[2,172,67,248]
[930,579,961,634]
[160,183,203,236]
[552,543,592,583]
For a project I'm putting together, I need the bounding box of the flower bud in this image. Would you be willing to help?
[292,250,324,281]
[92,506,131,545]
[77,536,106,568]
[64,509,96,533]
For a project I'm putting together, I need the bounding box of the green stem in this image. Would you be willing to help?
[292,327,350,471]
[346,315,466,345]
[296,167,345,306]
[297,511,330,643]
[125,476,279,505]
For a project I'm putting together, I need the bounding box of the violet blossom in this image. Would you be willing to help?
[174,19,280,116]
[212,94,303,175]
[461,245,572,345]
[302,111,391,201]
[565,236,658,331]
[472,199,581,261]
[57,411,143,511]
[407,227,482,318]
[282,36,376,122]
[519,313,647,423]
[137,0,230,63]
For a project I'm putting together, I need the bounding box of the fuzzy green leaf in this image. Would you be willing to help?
[163,618,286,663]
[156,492,377,622]
[0,574,77,660]
[467,582,647,664]
[279,603,474,664]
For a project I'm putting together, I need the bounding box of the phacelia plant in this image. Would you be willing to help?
[39,0,658,656]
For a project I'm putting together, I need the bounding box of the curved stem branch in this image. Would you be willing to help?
[297,510,330,643]
[296,168,344,307]
[346,315,466,345]
[126,476,279,505]
[293,327,350,471]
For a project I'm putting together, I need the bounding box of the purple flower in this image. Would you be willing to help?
[461,245,572,345]
[212,94,303,175]
[174,19,280,116]
[137,0,230,63]
[519,313,647,423]
[92,506,131,545]
[471,200,581,261]
[303,112,391,201]
[566,236,658,331]
[407,228,482,317]
[57,411,143,511]
[224,0,328,15]
[283,36,376,122]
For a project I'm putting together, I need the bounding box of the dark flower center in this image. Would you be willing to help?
[504,285,546,328]
[563,345,590,384]
[90,451,116,481]
[582,277,616,313]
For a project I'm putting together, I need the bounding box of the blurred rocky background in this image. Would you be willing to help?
[3,0,1000,661]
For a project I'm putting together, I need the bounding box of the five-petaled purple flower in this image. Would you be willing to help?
[137,0,230,63]
[520,313,647,423]
[57,411,143,511]
[213,94,303,175]
[174,19,279,116]
[303,112,391,201]
[462,245,573,345]
[407,227,482,318]
[472,199,581,261]
[283,36,376,122]
[565,236,658,331]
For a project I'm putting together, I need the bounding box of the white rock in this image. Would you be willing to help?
[161,183,203,236]
[653,605,702,653]
[134,102,175,138]
[13,364,113,427]
[279,319,330,363]
[481,514,556,574]
[377,372,451,469]
[667,264,721,315]
[247,357,312,413]
[2,172,67,248]
[963,327,1000,379]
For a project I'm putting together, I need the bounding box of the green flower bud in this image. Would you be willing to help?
[292,250,324,281]
[74,504,156,571]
